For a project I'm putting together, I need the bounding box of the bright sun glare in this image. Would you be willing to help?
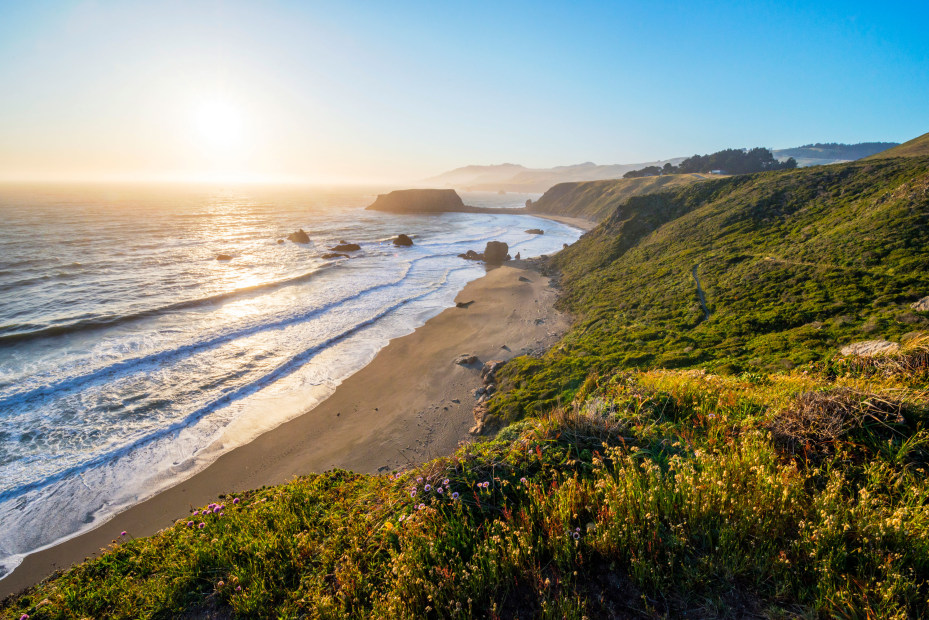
[194,99,244,148]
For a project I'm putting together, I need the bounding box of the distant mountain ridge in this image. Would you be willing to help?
[429,142,900,192]
[426,159,686,193]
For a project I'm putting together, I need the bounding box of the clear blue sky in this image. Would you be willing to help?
[0,0,926,182]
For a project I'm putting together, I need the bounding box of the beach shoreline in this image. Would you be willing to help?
[0,260,574,599]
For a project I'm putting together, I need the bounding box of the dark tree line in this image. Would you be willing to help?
[624,148,797,178]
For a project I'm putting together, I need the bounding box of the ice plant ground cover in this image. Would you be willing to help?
[3,345,929,618]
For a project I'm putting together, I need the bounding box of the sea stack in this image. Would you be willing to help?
[366,189,465,213]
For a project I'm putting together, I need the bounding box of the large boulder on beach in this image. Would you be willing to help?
[483,241,509,265]
[366,189,465,213]
[525,228,544,235]
[393,234,414,246]
[287,229,310,243]
[329,243,361,252]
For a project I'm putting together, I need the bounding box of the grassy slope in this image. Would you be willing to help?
[491,157,929,420]
[866,131,929,159]
[528,174,708,222]
[5,157,929,619]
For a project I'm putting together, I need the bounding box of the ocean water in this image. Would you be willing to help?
[0,183,582,578]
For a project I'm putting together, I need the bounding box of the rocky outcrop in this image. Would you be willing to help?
[216,254,233,261]
[469,360,507,435]
[287,229,310,244]
[839,340,900,357]
[454,354,478,365]
[484,241,509,265]
[321,253,349,259]
[525,228,544,235]
[393,234,414,246]
[481,360,506,384]
[458,250,483,261]
[366,189,465,213]
[329,243,361,252]
[913,296,929,312]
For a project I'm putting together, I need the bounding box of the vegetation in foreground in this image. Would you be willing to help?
[3,343,929,618]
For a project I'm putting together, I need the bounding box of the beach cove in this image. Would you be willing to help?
[0,251,591,597]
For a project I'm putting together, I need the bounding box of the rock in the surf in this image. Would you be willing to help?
[458,250,483,261]
[525,228,544,235]
[393,234,414,246]
[216,254,233,261]
[329,243,361,252]
[287,229,310,244]
[321,253,350,259]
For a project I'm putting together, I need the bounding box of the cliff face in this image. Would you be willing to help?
[366,189,465,213]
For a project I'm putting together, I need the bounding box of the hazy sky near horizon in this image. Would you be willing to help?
[1,1,927,183]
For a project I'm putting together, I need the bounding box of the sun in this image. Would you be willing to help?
[194,99,244,148]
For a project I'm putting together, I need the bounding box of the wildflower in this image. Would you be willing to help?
[20,615,29,620]
[236,585,242,592]
[424,484,432,491]
[418,503,425,510]
[213,506,221,514]
[399,515,405,522]
[198,522,206,529]
[121,531,127,537]
[193,510,200,516]
[416,476,423,483]
[443,478,449,486]
[217,581,225,588]
[452,492,460,500]
[573,532,580,540]
[410,489,417,497]
[520,477,527,484]
[187,521,194,527]
[233,497,240,504]
[437,487,444,494]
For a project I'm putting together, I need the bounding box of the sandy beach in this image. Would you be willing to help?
[0,260,576,599]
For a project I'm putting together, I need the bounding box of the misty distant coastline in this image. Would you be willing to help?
[428,142,899,192]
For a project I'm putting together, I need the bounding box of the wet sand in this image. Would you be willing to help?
[0,262,573,599]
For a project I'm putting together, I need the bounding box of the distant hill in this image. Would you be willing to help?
[528,173,710,222]
[773,142,899,166]
[426,159,686,193]
[865,131,929,160]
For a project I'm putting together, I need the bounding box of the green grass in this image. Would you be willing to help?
[866,131,929,160]
[489,157,929,422]
[528,173,708,222]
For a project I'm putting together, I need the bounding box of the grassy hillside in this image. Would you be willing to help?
[866,131,929,160]
[528,174,709,222]
[4,156,929,619]
[491,157,929,421]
